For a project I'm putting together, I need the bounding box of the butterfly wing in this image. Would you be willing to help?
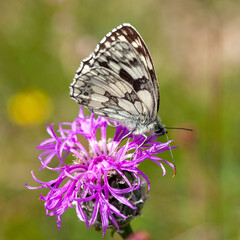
[70,23,160,133]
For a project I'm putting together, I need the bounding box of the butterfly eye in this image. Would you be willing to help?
[155,126,167,136]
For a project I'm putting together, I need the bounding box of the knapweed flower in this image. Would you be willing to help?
[26,107,175,237]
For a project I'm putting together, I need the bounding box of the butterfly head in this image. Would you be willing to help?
[154,124,167,136]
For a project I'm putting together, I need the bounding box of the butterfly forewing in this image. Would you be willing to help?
[70,23,160,134]
[95,24,159,112]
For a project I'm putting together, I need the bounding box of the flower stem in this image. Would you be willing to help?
[117,223,133,239]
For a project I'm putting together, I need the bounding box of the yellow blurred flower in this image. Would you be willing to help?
[8,89,52,126]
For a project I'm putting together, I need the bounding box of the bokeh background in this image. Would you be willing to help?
[1,0,240,239]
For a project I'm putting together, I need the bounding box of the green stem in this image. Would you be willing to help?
[117,223,133,239]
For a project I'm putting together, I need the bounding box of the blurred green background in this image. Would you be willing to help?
[1,0,240,239]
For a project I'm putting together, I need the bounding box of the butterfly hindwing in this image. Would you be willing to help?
[71,66,148,128]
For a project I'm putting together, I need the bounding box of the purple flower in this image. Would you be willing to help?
[26,107,175,237]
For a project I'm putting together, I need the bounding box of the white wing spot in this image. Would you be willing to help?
[92,86,106,95]
[137,90,153,110]
[104,41,111,48]
[99,68,110,76]
[121,29,127,35]
[109,83,125,97]
[146,56,153,70]
[132,41,139,48]
[95,44,100,52]
[118,35,127,42]
[118,99,138,115]
[91,94,109,102]
[89,100,104,108]
[72,88,82,97]
[100,36,106,44]
[74,81,85,87]
[115,81,131,94]
[113,50,123,59]
[109,61,121,72]
[134,101,143,113]
[114,44,123,51]
[81,65,91,74]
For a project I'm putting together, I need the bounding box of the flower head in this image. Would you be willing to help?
[26,107,175,237]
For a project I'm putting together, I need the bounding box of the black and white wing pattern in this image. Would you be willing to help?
[70,23,164,135]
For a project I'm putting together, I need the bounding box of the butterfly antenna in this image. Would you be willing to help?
[165,133,176,178]
[166,127,193,132]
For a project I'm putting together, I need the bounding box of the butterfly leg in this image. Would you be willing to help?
[136,133,148,151]
[106,120,120,128]
[119,130,133,143]
[108,130,133,156]
[119,132,148,154]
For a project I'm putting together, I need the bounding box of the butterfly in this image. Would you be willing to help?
[70,23,167,138]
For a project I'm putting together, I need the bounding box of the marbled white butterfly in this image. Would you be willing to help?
[70,23,167,138]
